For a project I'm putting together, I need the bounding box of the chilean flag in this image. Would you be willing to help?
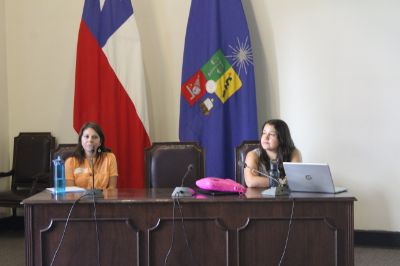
[74,0,150,188]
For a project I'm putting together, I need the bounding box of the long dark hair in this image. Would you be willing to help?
[73,122,110,165]
[259,119,296,177]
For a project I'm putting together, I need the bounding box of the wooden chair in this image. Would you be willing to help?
[53,144,112,161]
[235,140,259,186]
[0,132,55,217]
[144,142,205,188]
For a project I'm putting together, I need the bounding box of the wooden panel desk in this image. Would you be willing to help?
[23,188,355,266]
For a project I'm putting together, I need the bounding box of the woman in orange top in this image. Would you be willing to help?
[65,122,118,190]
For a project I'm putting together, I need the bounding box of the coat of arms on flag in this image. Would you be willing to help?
[182,49,243,113]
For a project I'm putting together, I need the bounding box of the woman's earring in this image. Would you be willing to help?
[98,147,102,153]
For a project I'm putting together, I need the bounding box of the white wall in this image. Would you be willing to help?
[253,0,400,231]
[1,0,399,231]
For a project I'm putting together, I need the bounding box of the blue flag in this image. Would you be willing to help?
[179,0,258,178]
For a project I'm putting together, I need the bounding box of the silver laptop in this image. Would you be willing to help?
[283,162,347,194]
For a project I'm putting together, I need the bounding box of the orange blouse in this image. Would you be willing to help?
[65,152,118,190]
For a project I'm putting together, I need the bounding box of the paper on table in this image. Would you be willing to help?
[46,186,86,193]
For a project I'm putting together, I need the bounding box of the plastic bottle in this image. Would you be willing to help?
[268,159,280,187]
[52,156,66,194]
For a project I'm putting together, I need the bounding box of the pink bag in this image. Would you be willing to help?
[196,177,246,193]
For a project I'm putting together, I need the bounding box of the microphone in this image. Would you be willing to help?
[239,161,280,185]
[181,164,194,187]
[172,164,195,197]
[239,161,289,196]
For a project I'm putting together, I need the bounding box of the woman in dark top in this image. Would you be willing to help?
[244,119,301,188]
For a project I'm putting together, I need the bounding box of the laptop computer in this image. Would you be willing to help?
[283,162,347,194]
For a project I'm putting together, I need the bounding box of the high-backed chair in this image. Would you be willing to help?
[53,144,112,161]
[235,140,259,186]
[145,142,205,188]
[0,132,55,217]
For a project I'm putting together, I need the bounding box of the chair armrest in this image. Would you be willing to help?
[0,170,14,178]
[30,172,51,195]
[34,172,50,182]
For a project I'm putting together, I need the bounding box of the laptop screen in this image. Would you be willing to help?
[283,163,346,194]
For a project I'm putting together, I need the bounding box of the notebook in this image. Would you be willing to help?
[283,162,347,194]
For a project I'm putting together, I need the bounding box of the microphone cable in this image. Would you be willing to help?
[91,189,101,266]
[50,154,102,266]
[278,199,295,266]
[175,197,197,266]
[164,196,197,266]
[239,160,295,265]
[49,192,91,266]
[164,197,177,265]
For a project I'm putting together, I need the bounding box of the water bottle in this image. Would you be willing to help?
[52,156,66,194]
[268,159,280,187]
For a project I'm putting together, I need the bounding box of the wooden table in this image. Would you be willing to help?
[23,188,355,266]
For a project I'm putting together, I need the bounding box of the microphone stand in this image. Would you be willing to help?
[90,154,103,198]
[89,153,102,266]
[241,162,289,196]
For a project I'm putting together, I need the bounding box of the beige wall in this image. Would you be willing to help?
[0,0,8,163]
[0,0,10,216]
[1,0,400,231]
[5,0,80,144]
[0,0,8,167]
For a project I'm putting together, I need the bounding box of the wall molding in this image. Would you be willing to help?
[355,230,400,248]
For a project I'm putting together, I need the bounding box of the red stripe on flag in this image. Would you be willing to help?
[74,20,150,188]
